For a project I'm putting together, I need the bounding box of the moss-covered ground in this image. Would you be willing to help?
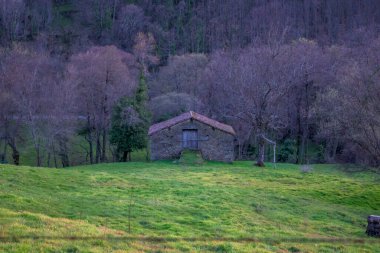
[0,162,379,252]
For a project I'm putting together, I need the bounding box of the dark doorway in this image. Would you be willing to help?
[182,129,198,149]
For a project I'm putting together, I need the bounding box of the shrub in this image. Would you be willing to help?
[278,139,297,163]
[300,165,313,173]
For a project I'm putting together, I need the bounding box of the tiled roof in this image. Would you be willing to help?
[148,111,236,136]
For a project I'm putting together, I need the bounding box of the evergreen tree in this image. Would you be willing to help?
[110,72,151,161]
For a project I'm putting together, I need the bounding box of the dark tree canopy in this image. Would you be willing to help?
[110,72,150,162]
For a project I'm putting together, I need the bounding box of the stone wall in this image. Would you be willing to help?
[149,119,235,162]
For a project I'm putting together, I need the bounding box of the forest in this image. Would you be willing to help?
[0,0,380,168]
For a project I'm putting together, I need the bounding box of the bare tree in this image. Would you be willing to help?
[205,45,287,166]
[67,45,138,163]
[317,38,380,166]
[1,48,46,165]
[133,32,159,74]
[280,39,332,163]
[149,53,208,98]
[0,0,25,43]
[0,47,20,164]
[149,92,207,123]
[114,5,147,50]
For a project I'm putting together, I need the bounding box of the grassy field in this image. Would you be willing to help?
[0,161,379,252]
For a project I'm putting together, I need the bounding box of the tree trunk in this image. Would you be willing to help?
[300,133,306,163]
[101,130,107,162]
[237,140,243,160]
[296,98,303,164]
[255,114,266,167]
[59,137,70,167]
[101,91,108,163]
[36,147,41,166]
[0,140,6,163]
[46,141,53,167]
[96,132,101,163]
[86,115,94,164]
[112,0,117,33]
[47,152,51,167]
[7,139,19,165]
[88,137,94,164]
[31,130,42,166]
[256,137,265,167]
[12,148,19,166]
[53,146,58,168]
[29,119,42,166]
[110,144,118,162]
[331,138,339,161]
[146,148,149,161]
[122,151,128,162]
[303,80,311,164]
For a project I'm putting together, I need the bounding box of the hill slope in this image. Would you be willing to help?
[0,162,379,252]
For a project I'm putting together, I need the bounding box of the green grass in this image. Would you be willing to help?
[0,162,379,252]
[178,149,204,165]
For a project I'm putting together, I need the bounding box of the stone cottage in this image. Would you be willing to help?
[148,111,236,162]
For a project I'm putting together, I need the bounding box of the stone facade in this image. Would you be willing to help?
[149,119,235,162]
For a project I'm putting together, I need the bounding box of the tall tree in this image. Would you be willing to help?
[281,39,331,163]
[110,72,150,161]
[0,47,65,166]
[67,45,138,163]
[149,53,208,98]
[317,38,380,166]
[205,44,287,166]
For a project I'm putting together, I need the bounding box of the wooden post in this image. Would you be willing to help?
[366,215,380,237]
[261,134,276,168]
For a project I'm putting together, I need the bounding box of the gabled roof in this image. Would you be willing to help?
[148,111,236,136]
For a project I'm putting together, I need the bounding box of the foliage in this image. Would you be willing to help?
[1,1,380,56]
[0,162,379,252]
[67,45,137,163]
[149,92,206,123]
[149,54,208,97]
[278,139,297,163]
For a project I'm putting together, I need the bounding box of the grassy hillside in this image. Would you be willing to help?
[0,162,379,252]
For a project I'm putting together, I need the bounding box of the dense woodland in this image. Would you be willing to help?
[0,0,379,167]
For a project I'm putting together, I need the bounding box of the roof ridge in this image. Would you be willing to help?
[148,111,236,136]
